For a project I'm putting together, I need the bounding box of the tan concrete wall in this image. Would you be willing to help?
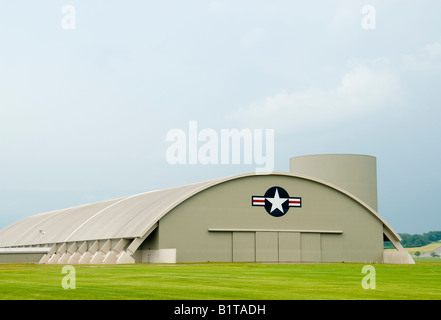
[0,253,46,263]
[290,154,378,211]
[154,175,384,263]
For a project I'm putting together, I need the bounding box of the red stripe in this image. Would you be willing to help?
[253,199,265,203]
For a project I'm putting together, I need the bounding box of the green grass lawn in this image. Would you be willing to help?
[0,260,440,300]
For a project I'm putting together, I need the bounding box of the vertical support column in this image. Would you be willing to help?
[90,240,111,264]
[79,240,98,264]
[47,243,67,264]
[68,241,87,264]
[103,239,129,264]
[39,244,57,264]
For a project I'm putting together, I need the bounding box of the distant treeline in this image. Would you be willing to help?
[398,231,441,248]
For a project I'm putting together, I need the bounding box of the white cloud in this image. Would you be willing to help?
[229,64,402,133]
[422,41,441,57]
[402,39,441,72]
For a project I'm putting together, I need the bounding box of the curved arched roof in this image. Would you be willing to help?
[0,172,401,247]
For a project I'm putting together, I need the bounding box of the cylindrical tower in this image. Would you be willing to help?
[289,154,378,211]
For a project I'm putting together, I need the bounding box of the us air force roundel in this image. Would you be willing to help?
[252,186,301,217]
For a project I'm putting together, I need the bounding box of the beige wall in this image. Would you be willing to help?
[150,175,384,263]
[290,154,378,211]
[0,252,46,263]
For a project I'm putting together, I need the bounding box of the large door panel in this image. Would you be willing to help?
[256,232,278,262]
[278,232,301,262]
[232,232,255,262]
[301,233,321,262]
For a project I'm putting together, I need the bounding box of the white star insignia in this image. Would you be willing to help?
[266,188,288,213]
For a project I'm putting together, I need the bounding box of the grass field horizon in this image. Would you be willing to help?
[405,243,441,254]
[1,260,440,300]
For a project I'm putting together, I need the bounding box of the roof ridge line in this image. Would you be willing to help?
[63,189,157,242]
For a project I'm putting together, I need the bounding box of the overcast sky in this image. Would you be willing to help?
[1,1,440,234]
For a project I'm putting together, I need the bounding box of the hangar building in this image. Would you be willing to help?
[0,154,414,264]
